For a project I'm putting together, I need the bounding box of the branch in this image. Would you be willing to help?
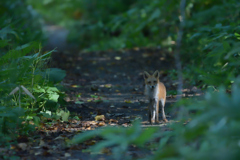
[174,0,186,100]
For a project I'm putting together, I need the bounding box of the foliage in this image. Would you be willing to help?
[27,0,135,24]
[59,1,240,159]
[70,120,158,160]
[0,40,66,144]
[0,0,43,44]
[70,79,240,159]
[0,0,66,145]
[40,108,70,122]
[24,0,240,159]
[153,80,240,160]
[0,106,25,144]
[27,0,240,89]
[27,0,179,50]
[27,0,136,49]
[182,0,240,88]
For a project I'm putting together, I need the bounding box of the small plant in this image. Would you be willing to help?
[40,108,70,122]
[0,4,66,145]
[9,85,36,108]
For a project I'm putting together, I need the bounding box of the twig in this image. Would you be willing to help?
[19,85,21,108]
[174,0,186,100]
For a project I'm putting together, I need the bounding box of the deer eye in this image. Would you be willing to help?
[148,81,151,84]
[153,81,157,83]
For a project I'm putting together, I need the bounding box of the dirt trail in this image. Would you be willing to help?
[45,25,176,123]
[14,25,178,160]
[52,48,176,124]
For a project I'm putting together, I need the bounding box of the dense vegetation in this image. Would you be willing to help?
[29,0,240,88]
[0,0,66,144]
[1,0,240,159]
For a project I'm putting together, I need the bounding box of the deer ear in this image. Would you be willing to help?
[153,70,160,78]
[143,71,150,79]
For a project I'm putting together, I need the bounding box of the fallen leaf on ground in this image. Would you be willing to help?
[75,101,84,104]
[39,139,46,147]
[95,115,105,121]
[114,56,121,60]
[101,148,111,155]
[17,143,27,151]
[85,140,96,146]
[71,85,81,88]
[124,100,132,103]
[65,153,71,157]
[104,84,112,88]
[133,109,140,111]
[109,119,118,123]
[98,122,106,126]
[86,126,92,130]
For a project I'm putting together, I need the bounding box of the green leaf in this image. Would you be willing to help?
[149,8,161,22]
[61,111,70,122]
[159,136,170,149]
[1,42,38,60]
[46,68,66,83]
[46,87,59,93]
[133,128,157,146]
[0,106,7,111]
[0,112,15,117]
[190,33,202,40]
[56,109,70,122]
[33,86,45,93]
[75,101,84,104]
[41,110,52,118]
[222,41,230,50]
[23,52,39,59]
[91,140,117,153]
[234,32,240,37]
[69,130,101,145]
[33,116,41,125]
[0,26,18,39]
[49,93,59,102]
[38,49,55,60]
[0,40,9,48]
[224,44,240,59]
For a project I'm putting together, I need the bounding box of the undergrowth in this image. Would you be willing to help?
[0,0,67,145]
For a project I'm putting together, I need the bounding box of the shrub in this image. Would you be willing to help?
[0,0,66,144]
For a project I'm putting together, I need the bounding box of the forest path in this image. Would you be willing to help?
[19,25,180,160]
[52,48,176,125]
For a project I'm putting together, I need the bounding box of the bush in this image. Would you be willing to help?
[181,0,240,88]
[0,0,66,145]
[0,0,43,44]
